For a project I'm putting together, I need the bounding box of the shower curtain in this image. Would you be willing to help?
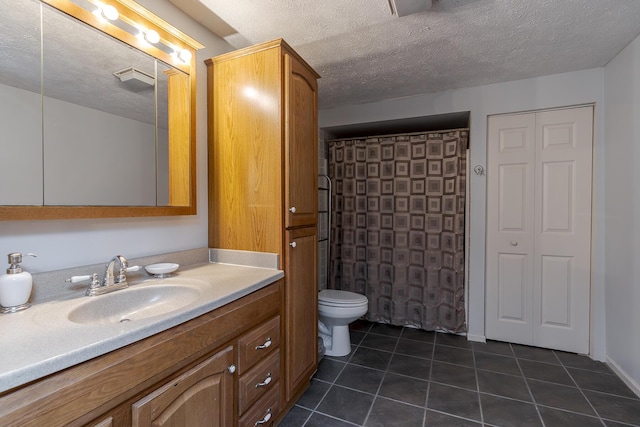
[328,130,468,333]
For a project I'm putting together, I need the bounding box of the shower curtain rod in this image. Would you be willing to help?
[327,127,469,144]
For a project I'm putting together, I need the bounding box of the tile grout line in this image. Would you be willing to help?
[511,343,547,427]
[422,330,438,427]
[552,349,608,427]
[470,339,485,426]
[361,326,403,426]
[301,325,362,426]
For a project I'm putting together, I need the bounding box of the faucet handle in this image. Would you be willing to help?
[66,273,98,284]
[114,264,140,285]
[66,275,91,284]
[66,273,101,293]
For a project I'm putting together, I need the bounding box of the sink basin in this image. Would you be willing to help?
[67,285,201,325]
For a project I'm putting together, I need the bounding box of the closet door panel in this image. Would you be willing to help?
[540,255,572,326]
[499,164,528,232]
[541,161,574,233]
[497,253,529,322]
[486,113,536,344]
[534,106,592,354]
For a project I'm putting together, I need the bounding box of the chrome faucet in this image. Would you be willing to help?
[66,255,140,296]
[103,255,130,288]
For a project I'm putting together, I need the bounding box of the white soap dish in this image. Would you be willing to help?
[145,263,179,278]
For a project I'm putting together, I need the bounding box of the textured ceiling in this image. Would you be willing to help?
[174,0,640,109]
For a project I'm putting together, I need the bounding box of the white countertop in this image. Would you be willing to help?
[0,262,283,393]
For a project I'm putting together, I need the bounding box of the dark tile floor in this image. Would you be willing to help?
[278,320,640,427]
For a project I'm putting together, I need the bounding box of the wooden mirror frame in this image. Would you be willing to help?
[0,0,203,221]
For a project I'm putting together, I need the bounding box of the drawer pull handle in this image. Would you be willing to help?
[255,408,272,425]
[255,373,272,388]
[255,338,272,350]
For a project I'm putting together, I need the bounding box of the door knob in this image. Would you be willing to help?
[290,241,297,248]
[227,365,236,374]
[289,206,296,213]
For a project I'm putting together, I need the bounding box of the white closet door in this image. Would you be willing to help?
[486,113,536,345]
[534,107,592,353]
[486,106,593,354]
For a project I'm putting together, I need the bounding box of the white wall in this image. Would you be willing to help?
[43,96,156,206]
[0,84,42,205]
[0,0,233,272]
[320,68,607,360]
[604,34,640,388]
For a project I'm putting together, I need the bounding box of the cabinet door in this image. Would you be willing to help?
[208,46,283,254]
[284,227,318,400]
[284,53,318,229]
[132,346,234,427]
[89,417,113,427]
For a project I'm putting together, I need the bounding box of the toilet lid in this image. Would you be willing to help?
[319,289,368,306]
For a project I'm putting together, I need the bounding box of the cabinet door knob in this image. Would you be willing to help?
[289,206,296,213]
[255,372,272,388]
[511,241,518,246]
[290,241,297,248]
[255,338,272,350]
[254,408,272,425]
[227,365,236,374]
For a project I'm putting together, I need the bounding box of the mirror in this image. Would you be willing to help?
[0,0,202,220]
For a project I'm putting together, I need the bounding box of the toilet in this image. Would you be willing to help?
[318,289,368,357]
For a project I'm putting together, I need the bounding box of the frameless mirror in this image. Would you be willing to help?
[0,0,43,206]
[0,0,202,219]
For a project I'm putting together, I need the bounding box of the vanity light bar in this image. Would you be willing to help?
[84,0,194,66]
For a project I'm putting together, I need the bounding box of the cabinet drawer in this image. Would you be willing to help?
[238,316,280,374]
[238,383,280,427]
[239,349,280,415]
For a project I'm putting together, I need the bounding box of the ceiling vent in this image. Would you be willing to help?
[113,67,155,89]
[388,0,433,17]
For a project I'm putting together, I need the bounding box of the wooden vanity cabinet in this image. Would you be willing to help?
[0,281,281,427]
[206,38,320,414]
[131,346,234,427]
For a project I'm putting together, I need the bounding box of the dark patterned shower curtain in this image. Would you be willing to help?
[328,130,468,333]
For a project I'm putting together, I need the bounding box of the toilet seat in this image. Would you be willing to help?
[318,289,368,307]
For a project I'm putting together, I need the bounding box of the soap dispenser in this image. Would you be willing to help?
[0,252,37,313]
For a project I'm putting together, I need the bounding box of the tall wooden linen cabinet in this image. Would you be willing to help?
[205,39,320,414]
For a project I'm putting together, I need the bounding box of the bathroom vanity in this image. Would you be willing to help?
[0,259,284,427]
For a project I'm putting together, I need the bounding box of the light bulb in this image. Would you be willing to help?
[93,4,118,21]
[102,5,118,20]
[144,29,160,44]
